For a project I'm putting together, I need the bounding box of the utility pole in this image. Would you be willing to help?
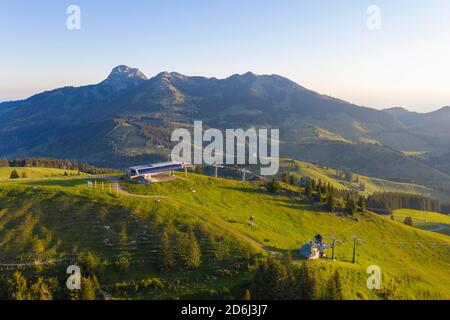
[240,169,251,181]
[330,236,337,261]
[352,236,358,264]
[213,164,223,178]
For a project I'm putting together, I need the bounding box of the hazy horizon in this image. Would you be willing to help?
[1,66,448,114]
[2,0,450,112]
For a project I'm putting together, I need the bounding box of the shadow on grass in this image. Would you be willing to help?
[267,197,324,213]
[219,186,319,211]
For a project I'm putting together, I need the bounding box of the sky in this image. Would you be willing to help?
[1,0,450,112]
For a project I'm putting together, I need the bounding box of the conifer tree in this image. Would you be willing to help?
[304,180,313,197]
[289,174,297,186]
[325,271,343,300]
[7,272,29,300]
[178,231,202,269]
[281,172,289,184]
[345,197,358,216]
[358,196,366,213]
[9,170,20,179]
[160,230,176,270]
[326,193,336,212]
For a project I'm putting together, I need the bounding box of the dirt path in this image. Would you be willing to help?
[104,177,167,199]
[427,224,449,232]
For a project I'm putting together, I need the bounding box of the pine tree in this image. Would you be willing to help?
[114,253,131,272]
[316,179,322,192]
[251,258,288,300]
[311,179,316,191]
[289,174,296,186]
[81,275,100,300]
[358,196,366,213]
[9,170,20,179]
[7,272,29,300]
[325,271,343,300]
[266,177,281,193]
[295,262,315,299]
[326,193,336,212]
[281,172,289,184]
[345,197,358,216]
[404,216,414,226]
[160,230,176,270]
[304,180,313,197]
[29,277,54,300]
[244,289,251,300]
[78,251,100,276]
[178,231,202,269]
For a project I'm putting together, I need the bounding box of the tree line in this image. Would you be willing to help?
[0,252,101,300]
[0,157,116,174]
[366,192,449,214]
[267,174,366,217]
[248,256,343,300]
[272,170,450,216]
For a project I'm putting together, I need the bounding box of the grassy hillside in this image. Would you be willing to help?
[280,158,450,201]
[121,174,450,299]
[392,209,450,236]
[0,177,254,299]
[282,141,450,193]
[0,167,83,180]
[0,173,449,299]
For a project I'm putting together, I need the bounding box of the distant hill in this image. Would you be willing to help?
[1,65,450,192]
[385,106,450,141]
[385,106,450,176]
[279,158,450,202]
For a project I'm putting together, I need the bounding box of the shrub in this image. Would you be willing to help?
[266,177,281,193]
[114,253,131,272]
[78,251,101,275]
[404,216,414,226]
[9,170,20,179]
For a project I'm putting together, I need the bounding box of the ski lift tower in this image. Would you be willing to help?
[239,168,253,181]
[212,164,224,178]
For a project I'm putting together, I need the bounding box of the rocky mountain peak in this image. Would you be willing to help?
[102,65,148,89]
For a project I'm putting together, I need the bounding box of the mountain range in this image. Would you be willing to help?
[1,65,450,192]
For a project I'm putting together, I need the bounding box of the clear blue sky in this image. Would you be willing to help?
[1,0,450,112]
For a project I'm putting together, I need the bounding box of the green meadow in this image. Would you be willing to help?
[392,209,450,236]
[281,158,449,201]
[0,167,83,180]
[0,169,449,299]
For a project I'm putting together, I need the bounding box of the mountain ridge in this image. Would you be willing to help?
[1,65,450,191]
